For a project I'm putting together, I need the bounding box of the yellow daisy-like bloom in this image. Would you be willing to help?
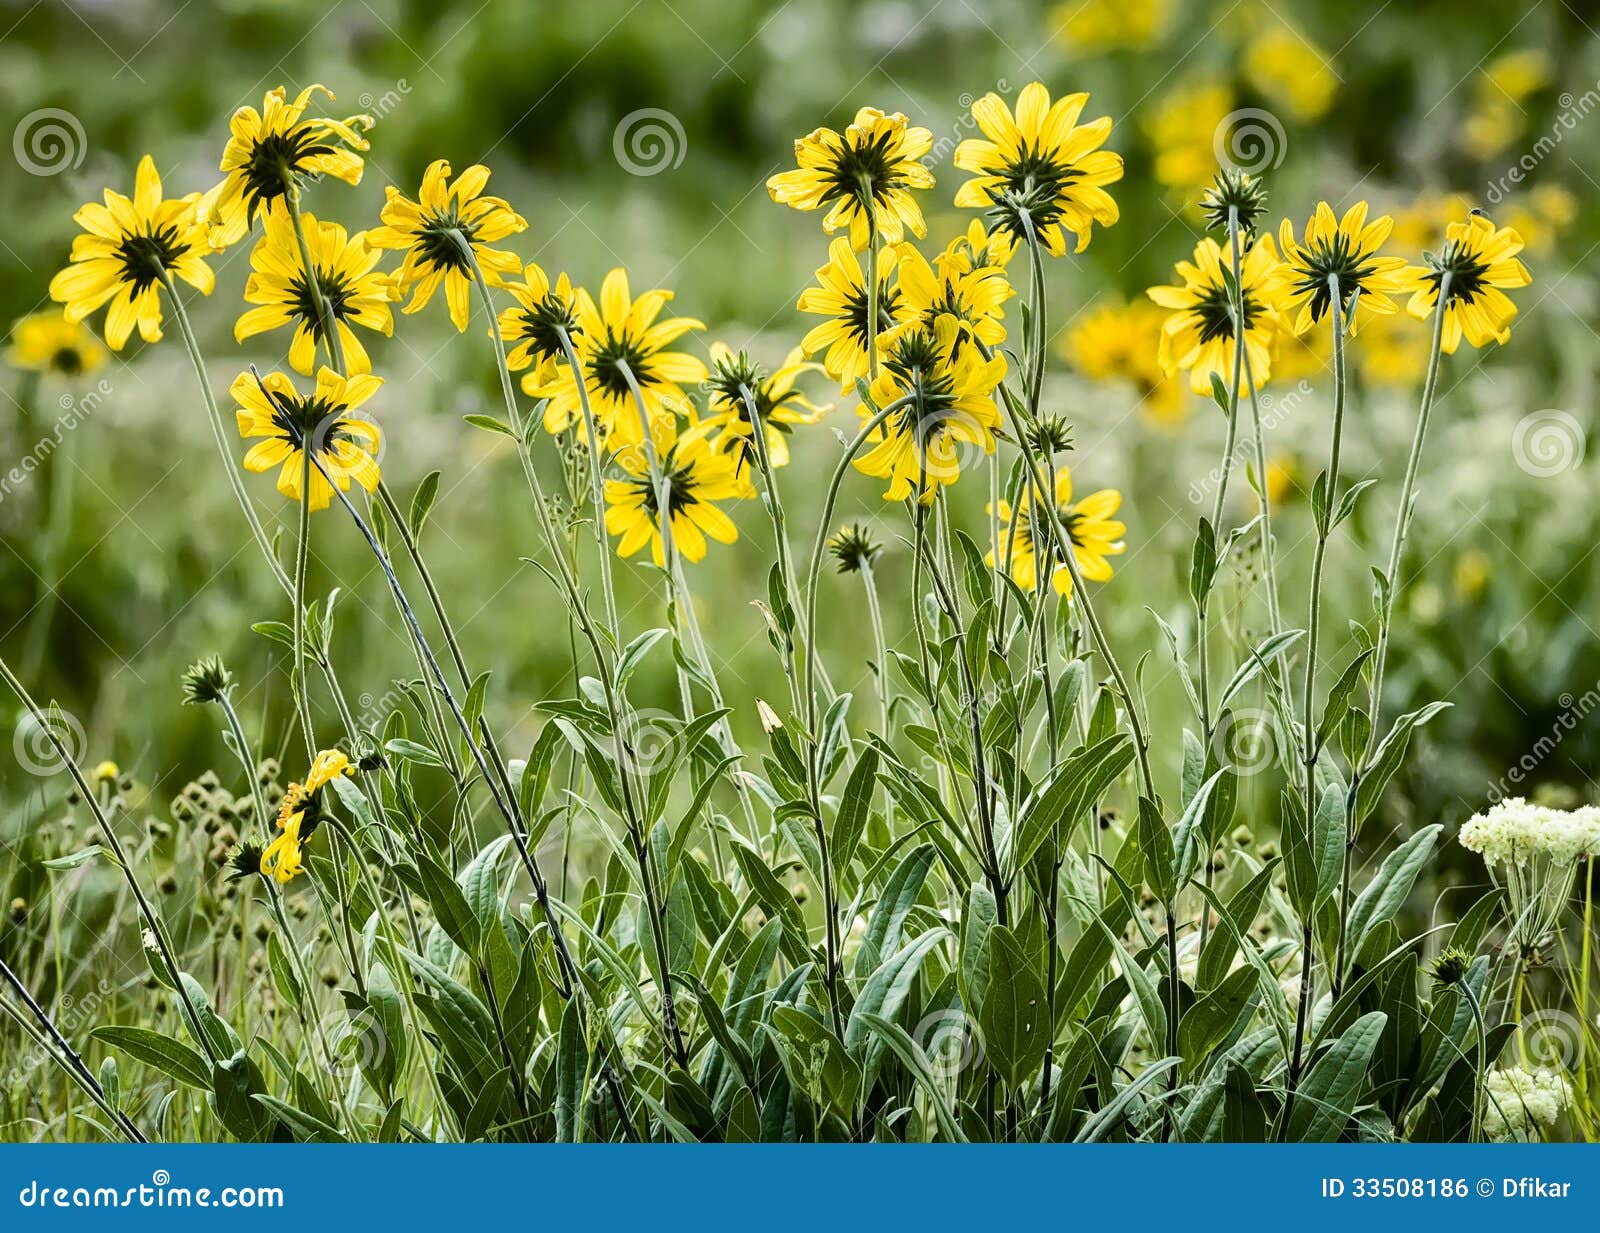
[1051,0,1172,53]
[260,748,353,884]
[1402,213,1530,354]
[935,219,1016,281]
[1144,80,1234,192]
[1355,313,1428,388]
[604,421,754,565]
[894,241,1010,351]
[234,209,393,375]
[855,317,1007,503]
[766,106,935,251]
[500,262,583,389]
[1261,454,1301,511]
[533,267,705,448]
[1276,202,1416,336]
[367,159,526,332]
[701,342,830,470]
[6,310,107,377]
[1062,301,1186,422]
[232,368,382,511]
[197,84,371,251]
[797,238,904,393]
[48,155,215,351]
[1147,236,1287,395]
[1269,324,1331,385]
[989,466,1125,596]
[955,82,1122,255]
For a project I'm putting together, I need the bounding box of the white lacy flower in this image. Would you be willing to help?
[1483,1066,1572,1142]
[1459,799,1600,947]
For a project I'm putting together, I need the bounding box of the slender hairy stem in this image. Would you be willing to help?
[291,446,316,759]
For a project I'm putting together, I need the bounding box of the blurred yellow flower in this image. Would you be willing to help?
[1460,50,1551,160]
[856,317,1006,503]
[6,310,106,377]
[1261,454,1300,510]
[1389,192,1473,253]
[1403,213,1531,353]
[1147,236,1287,394]
[232,367,382,511]
[1355,312,1429,388]
[604,420,753,565]
[767,107,934,251]
[1051,0,1172,52]
[1269,325,1329,384]
[989,466,1125,596]
[368,159,526,332]
[1062,301,1186,422]
[954,82,1123,255]
[1244,28,1338,123]
[1144,80,1234,191]
[1501,185,1577,257]
[49,155,214,351]
[1276,201,1415,335]
[1454,549,1490,602]
[533,268,706,448]
[797,238,904,392]
[234,209,393,375]
[197,84,371,251]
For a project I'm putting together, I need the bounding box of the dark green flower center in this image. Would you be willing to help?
[1421,240,1490,307]
[588,330,656,402]
[884,329,959,428]
[1289,234,1386,324]
[115,226,188,293]
[846,282,902,347]
[268,393,358,453]
[289,267,355,340]
[50,347,85,376]
[631,450,699,519]
[1194,279,1259,345]
[242,128,335,216]
[415,211,478,275]
[822,128,910,211]
[513,294,580,364]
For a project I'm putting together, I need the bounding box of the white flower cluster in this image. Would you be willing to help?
[1483,1066,1572,1142]
[1458,798,1600,867]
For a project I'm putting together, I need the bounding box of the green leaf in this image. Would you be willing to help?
[1354,702,1450,827]
[853,844,934,978]
[555,999,587,1142]
[408,470,441,535]
[416,850,480,955]
[1313,781,1346,903]
[977,926,1050,1091]
[832,745,878,874]
[463,413,514,436]
[1317,649,1374,751]
[1346,825,1441,958]
[1190,516,1218,607]
[1015,734,1133,871]
[854,1013,967,1141]
[844,928,948,1060]
[90,1026,211,1090]
[1287,1011,1387,1141]
[251,1094,346,1143]
[1178,965,1261,1069]
[42,845,116,871]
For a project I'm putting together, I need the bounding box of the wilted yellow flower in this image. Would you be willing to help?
[234,209,393,375]
[1147,236,1287,394]
[766,107,934,251]
[367,160,526,331]
[6,310,106,377]
[197,84,371,251]
[1243,28,1337,123]
[1403,213,1530,353]
[49,156,214,350]
[1051,0,1172,52]
[1062,301,1186,422]
[260,748,353,884]
[954,82,1123,254]
[989,466,1125,596]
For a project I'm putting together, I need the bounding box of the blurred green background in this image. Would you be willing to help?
[2,0,1599,892]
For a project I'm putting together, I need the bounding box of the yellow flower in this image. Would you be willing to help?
[1501,185,1577,258]
[1269,325,1330,384]
[1261,454,1301,510]
[1402,213,1530,354]
[1051,0,1172,52]
[855,317,1007,503]
[701,343,830,470]
[989,466,1125,596]
[367,159,526,331]
[234,209,393,375]
[1454,549,1490,601]
[305,748,353,793]
[1355,313,1428,388]
[93,760,120,782]
[197,84,371,251]
[1389,192,1473,254]
[1276,202,1416,336]
[894,240,1010,354]
[48,155,215,350]
[935,219,1016,281]
[1143,81,1233,192]
[6,310,107,377]
[232,367,383,511]
[766,106,934,251]
[1062,301,1186,422]
[797,237,904,392]
[1243,28,1337,123]
[260,809,307,884]
[955,82,1122,254]
[500,262,582,387]
[1460,50,1550,160]
[1147,236,1287,395]
[604,421,753,565]
[532,268,705,448]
